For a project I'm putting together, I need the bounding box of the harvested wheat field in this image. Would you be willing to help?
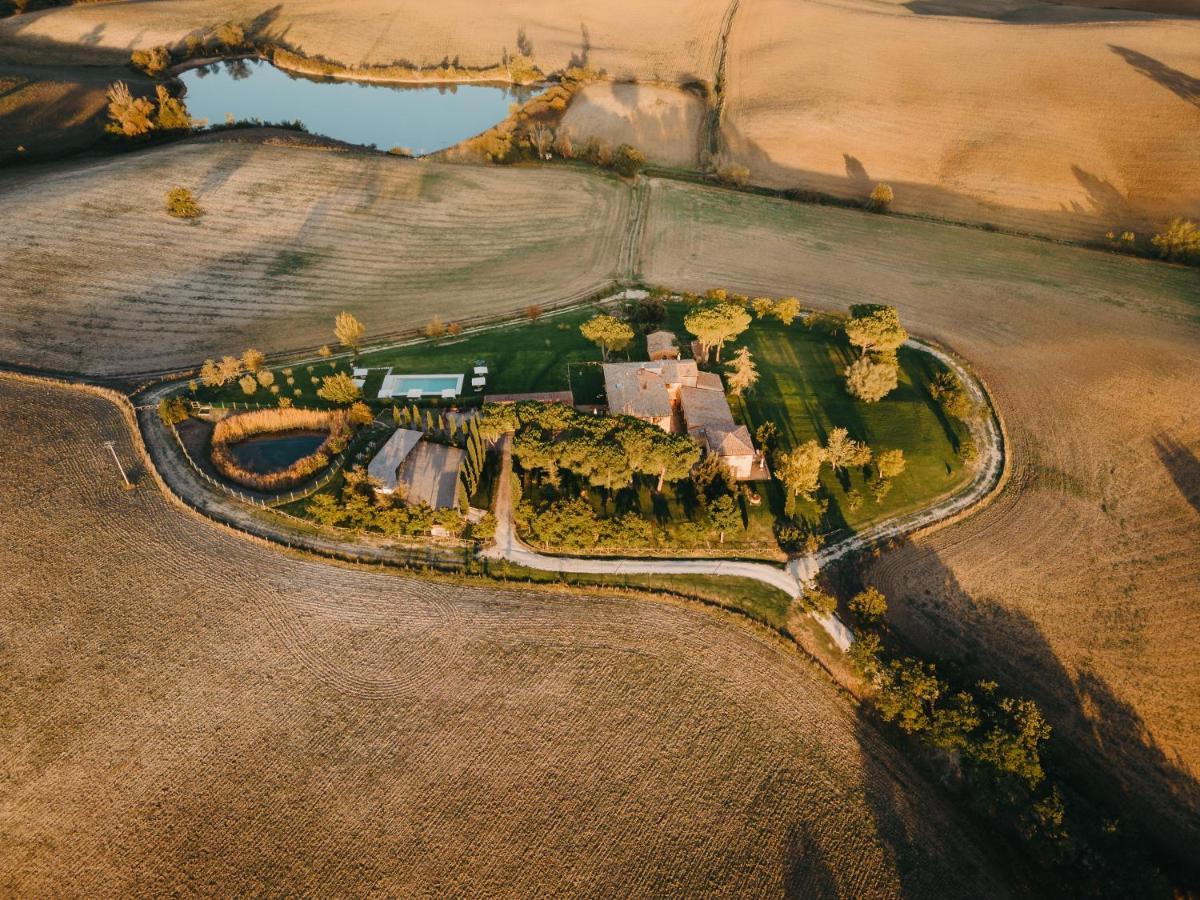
[640,178,1200,863]
[0,377,1014,897]
[560,82,705,168]
[720,0,1200,240]
[0,140,631,376]
[0,0,726,82]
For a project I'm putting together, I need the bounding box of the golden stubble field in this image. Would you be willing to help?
[720,0,1200,241]
[3,0,1199,240]
[640,178,1200,862]
[0,141,632,375]
[0,377,1013,897]
[560,82,705,168]
[0,0,727,82]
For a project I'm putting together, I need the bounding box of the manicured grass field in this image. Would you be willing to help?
[657,307,971,537]
[194,307,626,408]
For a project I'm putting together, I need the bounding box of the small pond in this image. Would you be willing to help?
[180,59,535,154]
[227,429,327,474]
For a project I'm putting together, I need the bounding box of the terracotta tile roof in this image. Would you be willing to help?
[680,385,737,430]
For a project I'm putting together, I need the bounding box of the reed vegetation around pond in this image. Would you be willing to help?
[210,407,353,491]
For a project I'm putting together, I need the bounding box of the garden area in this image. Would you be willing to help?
[178,291,979,552]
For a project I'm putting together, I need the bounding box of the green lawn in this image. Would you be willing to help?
[660,305,970,539]
[192,307,645,409]
[199,297,972,545]
[482,560,794,630]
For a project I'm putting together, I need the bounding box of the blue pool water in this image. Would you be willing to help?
[180,59,534,154]
[390,374,464,396]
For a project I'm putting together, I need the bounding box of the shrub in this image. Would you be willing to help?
[425,316,445,338]
[165,187,201,219]
[238,374,257,395]
[156,395,190,426]
[1151,218,1200,263]
[850,586,888,623]
[153,85,191,131]
[316,371,362,404]
[867,182,894,212]
[553,127,574,159]
[256,369,275,388]
[131,46,171,75]
[447,322,463,336]
[105,81,153,137]
[800,587,838,616]
[242,348,265,372]
[526,305,543,320]
[717,163,750,186]
[612,144,646,178]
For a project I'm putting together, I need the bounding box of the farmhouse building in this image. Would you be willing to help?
[601,360,763,479]
[367,428,464,508]
[367,428,423,494]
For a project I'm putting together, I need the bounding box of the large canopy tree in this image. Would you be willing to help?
[844,304,907,357]
[685,303,751,362]
[580,314,634,361]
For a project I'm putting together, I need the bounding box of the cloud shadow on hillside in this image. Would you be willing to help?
[904,0,1190,22]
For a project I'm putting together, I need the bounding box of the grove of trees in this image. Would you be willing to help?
[843,304,906,403]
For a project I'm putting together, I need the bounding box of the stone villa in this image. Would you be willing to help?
[601,341,764,479]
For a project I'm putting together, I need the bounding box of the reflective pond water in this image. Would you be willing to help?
[228,430,327,474]
[180,59,534,154]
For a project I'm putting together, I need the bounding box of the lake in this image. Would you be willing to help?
[228,430,328,474]
[180,59,533,154]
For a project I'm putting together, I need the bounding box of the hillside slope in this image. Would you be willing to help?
[0,141,631,375]
[721,0,1200,241]
[0,376,1015,897]
[640,178,1200,867]
[0,0,725,81]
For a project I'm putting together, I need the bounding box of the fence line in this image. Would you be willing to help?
[167,417,475,554]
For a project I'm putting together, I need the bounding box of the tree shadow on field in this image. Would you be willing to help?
[861,541,1200,882]
[1151,431,1200,514]
[780,820,839,899]
[842,153,870,190]
[900,349,961,453]
[1109,45,1200,107]
[845,709,1018,896]
[1070,165,1132,223]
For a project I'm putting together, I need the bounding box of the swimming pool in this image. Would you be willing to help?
[378,373,464,398]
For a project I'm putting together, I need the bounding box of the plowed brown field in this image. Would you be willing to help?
[0,141,630,375]
[640,178,1200,863]
[0,377,1013,897]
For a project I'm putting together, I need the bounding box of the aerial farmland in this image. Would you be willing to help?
[1,0,1197,895]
